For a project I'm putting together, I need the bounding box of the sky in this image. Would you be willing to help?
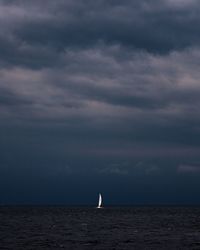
[1,0,200,205]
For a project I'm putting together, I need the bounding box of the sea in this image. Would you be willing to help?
[1,206,200,249]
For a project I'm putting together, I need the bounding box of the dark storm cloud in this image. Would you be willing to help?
[15,0,200,53]
[0,33,62,69]
[0,0,200,69]
[1,0,200,204]
[0,87,32,106]
[1,44,200,145]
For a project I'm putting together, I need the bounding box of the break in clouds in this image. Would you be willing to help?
[1,0,200,190]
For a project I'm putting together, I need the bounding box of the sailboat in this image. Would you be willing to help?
[97,193,103,208]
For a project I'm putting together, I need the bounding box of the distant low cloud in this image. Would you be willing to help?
[96,161,162,176]
[178,164,200,174]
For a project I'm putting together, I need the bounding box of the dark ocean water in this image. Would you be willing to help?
[1,206,200,249]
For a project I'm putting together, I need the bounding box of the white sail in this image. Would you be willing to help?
[97,193,102,208]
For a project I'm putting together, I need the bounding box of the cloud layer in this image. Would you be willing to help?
[1,0,200,204]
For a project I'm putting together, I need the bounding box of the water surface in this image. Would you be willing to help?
[0,206,200,249]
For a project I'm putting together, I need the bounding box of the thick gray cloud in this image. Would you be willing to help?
[1,0,200,204]
[0,0,200,69]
